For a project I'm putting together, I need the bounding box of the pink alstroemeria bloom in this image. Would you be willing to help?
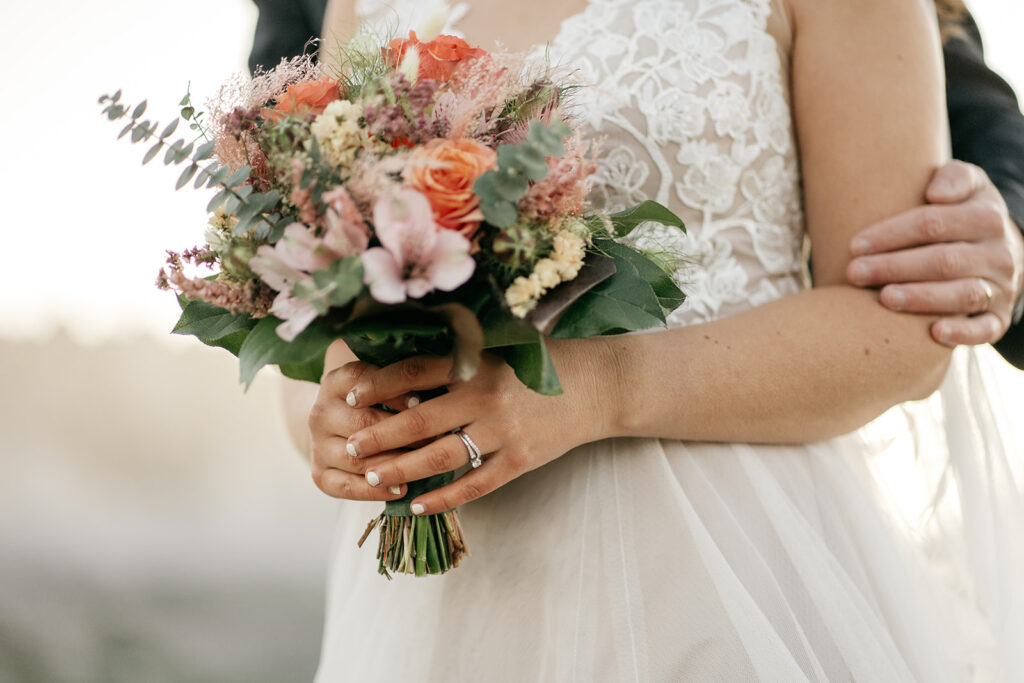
[321,187,370,256]
[361,189,475,304]
[249,222,334,341]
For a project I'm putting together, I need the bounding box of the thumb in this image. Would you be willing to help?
[925,160,983,204]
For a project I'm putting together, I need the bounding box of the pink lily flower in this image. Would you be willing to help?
[362,189,475,304]
[322,187,371,257]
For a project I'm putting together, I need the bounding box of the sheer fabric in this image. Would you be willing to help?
[316,1,1024,680]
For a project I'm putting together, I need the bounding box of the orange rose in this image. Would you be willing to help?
[264,77,341,122]
[384,31,487,83]
[405,138,497,238]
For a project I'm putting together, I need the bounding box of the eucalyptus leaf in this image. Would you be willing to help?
[194,140,216,161]
[225,165,252,189]
[164,139,185,165]
[160,119,178,139]
[207,166,231,188]
[194,163,216,189]
[131,100,147,119]
[130,124,148,142]
[207,188,231,213]
[181,106,195,120]
[118,121,134,139]
[480,199,517,228]
[142,141,162,165]
[176,163,199,190]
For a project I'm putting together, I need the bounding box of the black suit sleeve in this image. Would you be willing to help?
[248,0,328,74]
[944,13,1024,368]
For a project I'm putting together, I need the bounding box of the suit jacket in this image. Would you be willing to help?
[945,15,1024,369]
[247,2,1024,367]
[248,0,326,73]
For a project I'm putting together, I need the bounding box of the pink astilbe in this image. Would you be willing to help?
[321,187,371,255]
[437,52,533,140]
[519,135,598,227]
[344,152,410,215]
[289,157,320,225]
[157,247,273,317]
[208,55,325,170]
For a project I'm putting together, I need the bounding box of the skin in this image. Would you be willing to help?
[847,160,1024,346]
[295,0,957,511]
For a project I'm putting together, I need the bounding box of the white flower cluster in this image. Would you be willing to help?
[310,100,369,175]
[505,230,587,318]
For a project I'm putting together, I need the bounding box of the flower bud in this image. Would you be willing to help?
[492,225,537,270]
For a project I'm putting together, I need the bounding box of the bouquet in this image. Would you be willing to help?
[100,29,686,577]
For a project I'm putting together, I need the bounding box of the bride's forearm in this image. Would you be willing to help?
[588,285,951,445]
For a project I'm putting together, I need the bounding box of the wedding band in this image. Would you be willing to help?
[455,428,483,469]
[978,277,993,313]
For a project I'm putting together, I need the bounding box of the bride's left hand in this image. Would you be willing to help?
[341,341,617,514]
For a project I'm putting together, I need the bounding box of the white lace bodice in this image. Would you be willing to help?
[357,0,806,328]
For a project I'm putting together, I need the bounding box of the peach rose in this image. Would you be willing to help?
[264,77,341,122]
[384,31,487,83]
[405,138,497,238]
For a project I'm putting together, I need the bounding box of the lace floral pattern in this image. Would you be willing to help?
[358,0,806,328]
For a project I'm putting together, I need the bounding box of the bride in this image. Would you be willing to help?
[292,0,1024,679]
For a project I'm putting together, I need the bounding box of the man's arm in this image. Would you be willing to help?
[248,0,328,73]
[846,6,1024,369]
[946,13,1024,367]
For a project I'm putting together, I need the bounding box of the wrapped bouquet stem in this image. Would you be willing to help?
[101,29,687,577]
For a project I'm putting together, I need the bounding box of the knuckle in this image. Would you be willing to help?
[401,356,427,383]
[307,401,328,430]
[354,410,378,433]
[403,409,432,438]
[459,480,486,504]
[965,283,986,309]
[974,202,1004,232]
[428,445,454,473]
[935,247,963,279]
[920,207,946,241]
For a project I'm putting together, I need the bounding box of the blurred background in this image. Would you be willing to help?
[1,1,1023,681]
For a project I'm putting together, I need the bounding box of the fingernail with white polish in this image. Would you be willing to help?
[389,486,402,495]
[366,471,380,487]
[346,440,360,458]
[406,395,420,409]
[346,391,358,407]
[411,503,425,515]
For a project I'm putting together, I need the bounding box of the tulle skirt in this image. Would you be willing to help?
[314,345,1024,682]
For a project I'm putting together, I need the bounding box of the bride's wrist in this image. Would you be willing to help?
[550,336,634,445]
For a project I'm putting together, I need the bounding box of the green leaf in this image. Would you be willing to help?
[117,121,134,139]
[194,163,216,189]
[106,103,126,120]
[498,336,563,395]
[142,141,163,165]
[178,92,191,107]
[238,317,336,388]
[181,106,195,120]
[194,140,216,161]
[479,199,517,228]
[172,299,255,342]
[111,89,122,103]
[278,360,325,383]
[160,119,178,138]
[131,100,147,119]
[130,124,148,142]
[225,165,252,189]
[207,188,232,213]
[598,239,685,316]
[207,166,231,188]
[322,257,364,308]
[608,200,686,238]
[490,168,530,202]
[203,329,250,356]
[507,143,548,181]
[176,163,199,190]
[551,244,665,339]
[526,119,569,156]
[164,139,184,165]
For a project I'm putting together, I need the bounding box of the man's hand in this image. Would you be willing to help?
[846,161,1024,346]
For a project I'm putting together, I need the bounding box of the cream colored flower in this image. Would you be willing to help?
[550,230,586,281]
[532,258,562,289]
[505,275,542,318]
[310,100,368,173]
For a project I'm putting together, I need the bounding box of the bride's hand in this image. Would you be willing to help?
[341,341,617,514]
[308,361,423,502]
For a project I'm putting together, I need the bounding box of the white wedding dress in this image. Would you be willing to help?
[315,1,1024,680]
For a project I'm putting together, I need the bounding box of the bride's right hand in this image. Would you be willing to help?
[308,360,416,502]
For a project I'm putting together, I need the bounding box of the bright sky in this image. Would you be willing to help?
[1,0,1022,344]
